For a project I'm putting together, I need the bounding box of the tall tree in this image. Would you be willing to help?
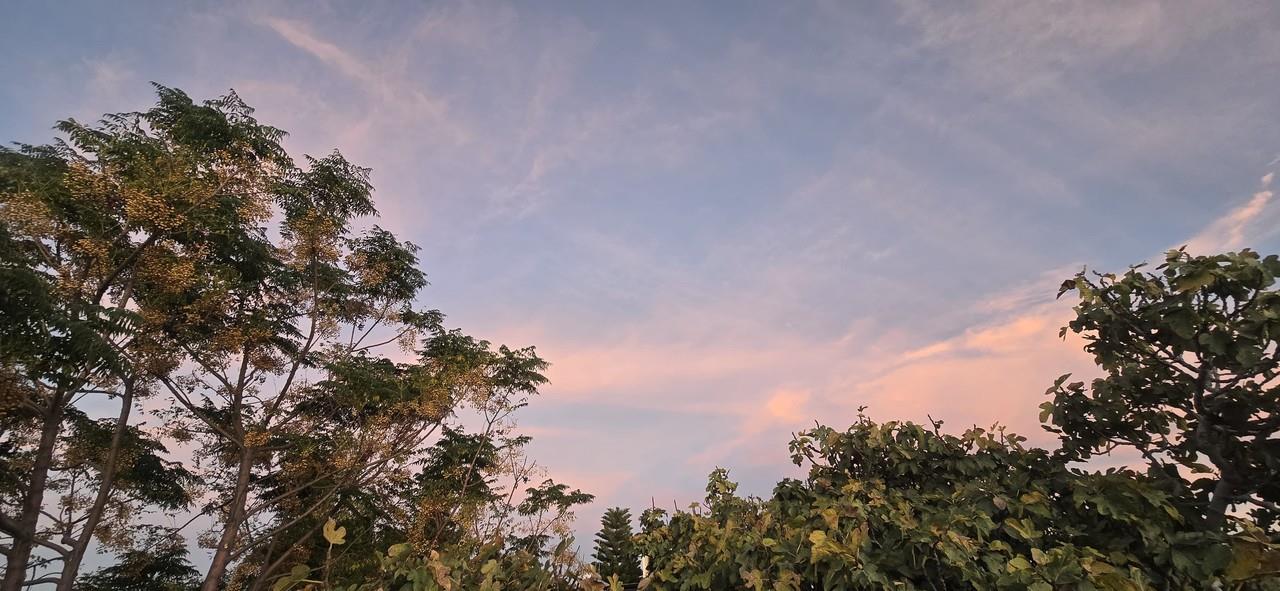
[4,85,595,591]
[0,83,283,590]
[593,507,641,585]
[245,413,593,589]
[101,88,573,591]
[151,149,442,590]
[1047,248,1280,531]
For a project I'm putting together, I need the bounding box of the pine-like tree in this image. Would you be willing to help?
[593,507,641,585]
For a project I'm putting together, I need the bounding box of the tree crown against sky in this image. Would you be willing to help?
[1047,248,1280,532]
[3,3,1280,569]
[0,85,593,591]
[592,507,641,586]
[0,24,1278,585]
[632,249,1280,590]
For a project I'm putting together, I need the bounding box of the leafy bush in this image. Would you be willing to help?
[638,416,1280,589]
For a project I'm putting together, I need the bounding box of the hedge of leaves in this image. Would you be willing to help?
[635,417,1280,590]
[272,522,590,591]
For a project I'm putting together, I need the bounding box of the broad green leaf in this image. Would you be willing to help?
[1173,269,1214,292]
[1007,556,1031,572]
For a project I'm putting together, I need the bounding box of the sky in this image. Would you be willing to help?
[3,0,1280,555]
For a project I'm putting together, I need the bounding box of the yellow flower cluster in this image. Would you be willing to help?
[243,429,270,449]
[249,350,285,373]
[0,191,56,238]
[348,251,392,288]
[68,238,115,291]
[122,185,183,232]
[64,161,118,206]
[285,212,343,264]
[138,246,201,295]
[236,192,274,226]
[0,367,34,415]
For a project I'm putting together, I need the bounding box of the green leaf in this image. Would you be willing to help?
[1038,401,1054,424]
[1198,331,1230,355]
[1173,269,1214,293]
[1057,278,1077,299]
[1004,518,1040,540]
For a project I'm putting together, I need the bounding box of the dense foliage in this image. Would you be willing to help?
[593,508,642,587]
[4,85,1279,590]
[633,250,1280,590]
[636,418,1270,590]
[1047,249,1280,531]
[0,86,594,591]
[76,528,201,591]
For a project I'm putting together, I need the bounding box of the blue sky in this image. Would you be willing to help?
[4,0,1280,553]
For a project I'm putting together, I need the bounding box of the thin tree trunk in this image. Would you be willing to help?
[201,448,255,591]
[2,401,64,591]
[54,382,133,591]
[1205,477,1235,531]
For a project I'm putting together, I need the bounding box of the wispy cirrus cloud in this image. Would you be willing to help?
[5,0,1280,550]
[257,16,461,144]
[242,2,1280,540]
[1183,171,1278,255]
[512,159,1280,487]
[261,18,377,86]
[893,0,1269,102]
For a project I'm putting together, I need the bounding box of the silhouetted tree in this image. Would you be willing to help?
[1048,249,1280,531]
[76,529,199,591]
[593,507,641,586]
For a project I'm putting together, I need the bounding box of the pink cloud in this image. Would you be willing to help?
[509,292,1095,467]
[1183,170,1279,255]
[541,467,633,504]
[261,18,376,86]
[543,342,792,400]
[845,302,1095,445]
[764,389,811,423]
[687,387,815,467]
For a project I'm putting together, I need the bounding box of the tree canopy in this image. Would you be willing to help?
[4,85,1280,591]
[1046,248,1280,531]
[632,250,1280,590]
[0,86,593,591]
[593,507,642,586]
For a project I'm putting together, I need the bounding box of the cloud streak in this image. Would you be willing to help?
[1183,171,1278,255]
[4,0,1280,550]
[262,18,376,86]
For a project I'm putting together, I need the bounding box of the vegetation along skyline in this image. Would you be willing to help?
[2,1,1280,589]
